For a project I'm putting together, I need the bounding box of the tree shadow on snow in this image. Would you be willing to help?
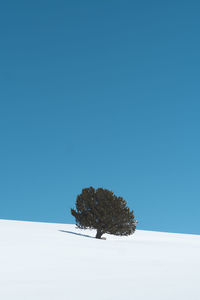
[58,230,94,239]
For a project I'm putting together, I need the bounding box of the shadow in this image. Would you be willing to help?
[58,230,95,239]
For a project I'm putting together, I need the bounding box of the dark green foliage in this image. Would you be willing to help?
[71,187,137,239]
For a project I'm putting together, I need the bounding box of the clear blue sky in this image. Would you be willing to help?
[1,1,200,234]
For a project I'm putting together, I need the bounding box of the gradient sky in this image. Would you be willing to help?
[1,1,200,234]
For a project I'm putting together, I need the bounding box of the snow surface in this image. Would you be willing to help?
[0,219,200,300]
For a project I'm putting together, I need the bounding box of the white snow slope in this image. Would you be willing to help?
[0,219,200,300]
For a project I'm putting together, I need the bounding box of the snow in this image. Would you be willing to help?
[0,219,200,300]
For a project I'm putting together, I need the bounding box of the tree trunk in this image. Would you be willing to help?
[96,229,103,239]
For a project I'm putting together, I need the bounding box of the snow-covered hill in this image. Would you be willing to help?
[0,219,200,300]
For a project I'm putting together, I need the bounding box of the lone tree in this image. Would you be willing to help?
[71,186,137,239]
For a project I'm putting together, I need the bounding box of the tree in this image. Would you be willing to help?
[71,186,137,239]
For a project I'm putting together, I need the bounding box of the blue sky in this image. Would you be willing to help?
[1,1,200,234]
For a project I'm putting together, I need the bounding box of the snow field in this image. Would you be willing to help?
[0,219,200,300]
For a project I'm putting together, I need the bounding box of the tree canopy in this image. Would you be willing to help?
[71,187,137,239]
